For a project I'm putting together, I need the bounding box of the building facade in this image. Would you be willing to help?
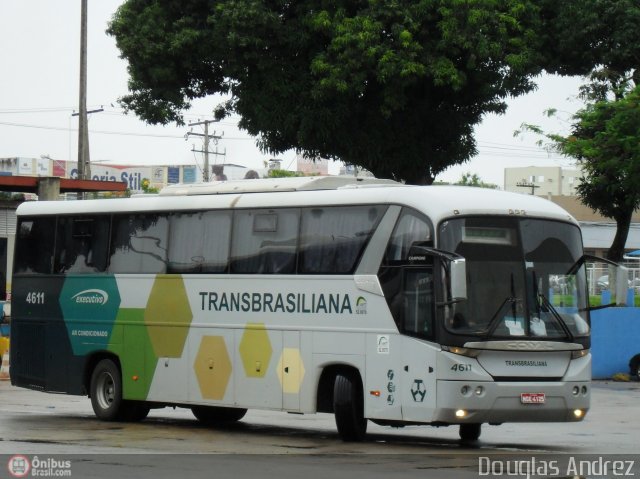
[504,166,582,197]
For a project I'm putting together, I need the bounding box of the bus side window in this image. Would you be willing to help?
[168,211,231,273]
[378,209,434,337]
[383,211,432,265]
[15,217,56,274]
[55,216,110,274]
[230,209,299,274]
[108,214,169,274]
[403,268,435,337]
[299,206,386,274]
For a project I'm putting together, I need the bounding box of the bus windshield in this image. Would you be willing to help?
[439,217,589,339]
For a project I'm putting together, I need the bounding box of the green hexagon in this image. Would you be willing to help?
[144,275,193,358]
[239,323,272,378]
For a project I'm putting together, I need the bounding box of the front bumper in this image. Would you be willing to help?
[432,379,590,424]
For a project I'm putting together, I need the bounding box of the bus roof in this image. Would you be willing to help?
[16,180,578,227]
[158,176,399,195]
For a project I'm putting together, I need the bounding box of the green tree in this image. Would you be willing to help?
[520,85,640,262]
[456,172,498,189]
[537,0,640,83]
[108,0,551,185]
[107,1,640,185]
[267,169,304,178]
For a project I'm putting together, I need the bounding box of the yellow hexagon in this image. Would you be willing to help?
[277,348,305,394]
[194,336,232,400]
[144,275,193,358]
[239,323,272,378]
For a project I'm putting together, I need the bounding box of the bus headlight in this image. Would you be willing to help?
[572,386,580,396]
[571,349,589,360]
[442,346,480,358]
[475,386,484,396]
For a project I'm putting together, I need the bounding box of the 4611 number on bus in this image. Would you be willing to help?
[25,292,46,304]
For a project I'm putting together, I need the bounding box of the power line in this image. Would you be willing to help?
[0,120,255,141]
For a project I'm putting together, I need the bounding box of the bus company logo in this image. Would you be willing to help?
[506,341,554,351]
[7,455,30,478]
[355,297,367,315]
[71,289,109,305]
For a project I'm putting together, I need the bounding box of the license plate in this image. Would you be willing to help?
[521,393,545,404]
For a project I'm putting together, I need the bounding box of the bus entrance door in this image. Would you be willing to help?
[281,331,303,411]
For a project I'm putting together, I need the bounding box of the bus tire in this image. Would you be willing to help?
[191,406,247,425]
[122,401,151,422]
[333,372,367,441]
[90,359,125,421]
[459,423,482,442]
[629,354,640,379]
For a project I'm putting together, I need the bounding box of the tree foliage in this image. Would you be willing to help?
[455,172,498,189]
[107,0,639,184]
[520,84,640,262]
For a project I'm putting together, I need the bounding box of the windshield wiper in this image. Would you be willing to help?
[529,269,574,341]
[482,296,520,339]
[537,293,574,342]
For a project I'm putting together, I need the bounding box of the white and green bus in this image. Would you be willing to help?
[10,176,623,441]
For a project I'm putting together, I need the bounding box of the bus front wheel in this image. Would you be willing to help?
[333,372,367,441]
[90,359,125,421]
[459,423,482,442]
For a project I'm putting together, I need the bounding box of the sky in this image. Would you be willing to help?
[0,1,586,187]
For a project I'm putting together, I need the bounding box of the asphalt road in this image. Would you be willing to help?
[0,380,639,478]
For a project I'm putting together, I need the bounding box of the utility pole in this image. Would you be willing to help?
[186,120,225,181]
[77,0,89,187]
[516,180,540,195]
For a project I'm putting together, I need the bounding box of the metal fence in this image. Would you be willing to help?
[587,264,640,296]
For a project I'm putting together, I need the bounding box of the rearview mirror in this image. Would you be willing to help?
[408,243,467,303]
[450,258,467,302]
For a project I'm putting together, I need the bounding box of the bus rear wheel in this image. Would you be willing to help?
[333,372,367,441]
[90,359,125,421]
[191,406,247,425]
[459,423,482,442]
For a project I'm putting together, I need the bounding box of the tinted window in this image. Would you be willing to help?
[401,268,435,338]
[168,211,231,273]
[299,206,386,274]
[231,209,299,274]
[109,214,169,273]
[15,217,56,274]
[384,209,431,264]
[378,208,434,338]
[54,216,110,273]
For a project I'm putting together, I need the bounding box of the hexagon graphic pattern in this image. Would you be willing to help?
[277,348,305,394]
[239,323,272,378]
[144,275,193,358]
[194,336,232,400]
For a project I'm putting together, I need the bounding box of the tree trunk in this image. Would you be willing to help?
[607,209,633,262]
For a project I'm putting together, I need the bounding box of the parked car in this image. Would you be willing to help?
[596,275,609,293]
[630,354,640,380]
